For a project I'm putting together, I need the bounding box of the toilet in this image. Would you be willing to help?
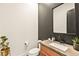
[28,40,41,56]
[28,48,40,56]
[25,40,41,56]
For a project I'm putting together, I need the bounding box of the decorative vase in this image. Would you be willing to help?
[1,47,10,56]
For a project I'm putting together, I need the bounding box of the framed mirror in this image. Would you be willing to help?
[53,3,76,34]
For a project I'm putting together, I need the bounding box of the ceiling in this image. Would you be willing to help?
[38,3,62,9]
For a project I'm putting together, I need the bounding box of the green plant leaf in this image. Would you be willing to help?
[72,37,79,44]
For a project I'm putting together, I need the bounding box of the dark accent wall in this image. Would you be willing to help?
[75,3,79,36]
[38,3,61,40]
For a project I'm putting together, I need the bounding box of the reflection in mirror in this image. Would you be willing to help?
[53,3,76,34]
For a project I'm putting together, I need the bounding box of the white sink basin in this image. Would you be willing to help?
[49,42,68,51]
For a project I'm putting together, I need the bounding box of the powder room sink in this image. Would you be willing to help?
[49,42,69,52]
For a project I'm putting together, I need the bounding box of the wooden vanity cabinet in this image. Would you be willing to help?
[39,44,62,56]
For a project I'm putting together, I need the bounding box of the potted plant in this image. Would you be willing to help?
[72,37,79,51]
[0,36,10,56]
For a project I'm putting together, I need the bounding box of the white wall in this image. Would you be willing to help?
[53,3,74,33]
[0,3,38,56]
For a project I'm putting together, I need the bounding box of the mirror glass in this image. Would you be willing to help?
[53,3,76,34]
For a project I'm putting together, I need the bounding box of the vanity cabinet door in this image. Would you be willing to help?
[40,45,61,56]
[40,50,48,56]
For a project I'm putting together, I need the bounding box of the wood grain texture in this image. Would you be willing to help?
[40,45,60,56]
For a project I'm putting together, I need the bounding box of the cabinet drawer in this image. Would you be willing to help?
[40,45,60,56]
